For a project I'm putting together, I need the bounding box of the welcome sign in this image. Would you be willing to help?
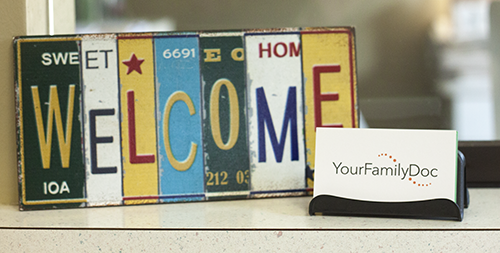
[310,128,467,221]
[15,27,358,210]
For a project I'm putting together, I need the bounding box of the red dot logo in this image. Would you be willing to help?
[377,153,432,187]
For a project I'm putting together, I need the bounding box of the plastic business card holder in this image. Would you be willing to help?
[309,151,469,221]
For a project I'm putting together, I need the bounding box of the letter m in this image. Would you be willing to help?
[31,85,76,168]
[256,87,298,163]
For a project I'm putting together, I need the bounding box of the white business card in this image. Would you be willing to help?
[314,128,458,203]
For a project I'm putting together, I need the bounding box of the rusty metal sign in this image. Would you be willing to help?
[15,27,358,210]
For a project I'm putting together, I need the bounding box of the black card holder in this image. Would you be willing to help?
[309,151,469,221]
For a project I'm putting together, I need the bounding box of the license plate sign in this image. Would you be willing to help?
[15,27,358,210]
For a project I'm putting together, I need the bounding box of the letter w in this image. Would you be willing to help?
[52,52,68,65]
[257,87,298,163]
[31,85,75,168]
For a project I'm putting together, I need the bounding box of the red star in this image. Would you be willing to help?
[122,53,145,75]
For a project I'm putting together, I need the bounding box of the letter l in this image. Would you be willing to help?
[127,90,155,164]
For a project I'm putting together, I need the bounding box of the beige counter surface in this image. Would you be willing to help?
[1,188,499,252]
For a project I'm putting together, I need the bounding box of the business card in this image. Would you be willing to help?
[314,128,458,203]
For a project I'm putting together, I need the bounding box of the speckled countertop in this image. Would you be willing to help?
[0,188,498,229]
[1,188,499,251]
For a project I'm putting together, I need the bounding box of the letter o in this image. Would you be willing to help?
[164,91,198,172]
[421,168,430,177]
[48,181,59,195]
[273,42,288,57]
[210,79,240,150]
[231,48,244,61]
[341,166,349,175]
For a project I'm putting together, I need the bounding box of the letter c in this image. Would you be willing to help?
[163,91,197,172]
[431,168,438,177]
